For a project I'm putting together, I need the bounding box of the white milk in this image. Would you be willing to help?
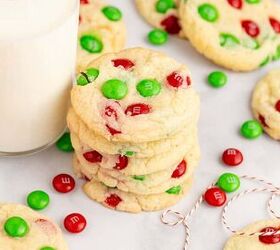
[0,0,79,154]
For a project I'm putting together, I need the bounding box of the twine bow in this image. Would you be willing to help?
[161,175,280,249]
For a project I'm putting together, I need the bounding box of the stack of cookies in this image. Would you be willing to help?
[67,47,200,213]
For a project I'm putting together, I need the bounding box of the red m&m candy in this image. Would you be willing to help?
[222,148,243,167]
[241,20,260,37]
[105,105,118,120]
[227,0,242,9]
[112,59,134,70]
[259,227,280,244]
[114,155,128,170]
[80,0,89,4]
[106,124,121,135]
[167,72,183,88]
[160,15,181,34]
[270,18,280,34]
[125,103,151,116]
[258,114,268,127]
[171,160,187,178]
[83,150,103,163]
[64,213,87,233]
[275,100,280,112]
[105,194,122,207]
[204,187,226,207]
[52,174,75,193]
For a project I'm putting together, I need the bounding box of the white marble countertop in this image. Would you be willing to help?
[1,1,280,249]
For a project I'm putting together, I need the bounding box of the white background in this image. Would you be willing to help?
[1,0,280,249]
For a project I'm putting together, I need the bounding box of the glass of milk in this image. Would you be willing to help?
[0,0,79,156]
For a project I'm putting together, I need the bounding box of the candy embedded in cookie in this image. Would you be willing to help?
[77,0,126,71]
[0,203,68,250]
[179,0,280,71]
[224,220,280,249]
[135,0,184,37]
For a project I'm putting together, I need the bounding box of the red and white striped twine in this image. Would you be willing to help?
[160,175,280,250]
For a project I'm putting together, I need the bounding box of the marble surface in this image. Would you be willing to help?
[1,0,280,249]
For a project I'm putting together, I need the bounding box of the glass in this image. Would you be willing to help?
[0,0,79,156]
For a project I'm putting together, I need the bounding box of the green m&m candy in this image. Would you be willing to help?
[272,45,280,61]
[56,132,74,152]
[166,185,181,194]
[220,33,240,48]
[148,29,168,45]
[27,190,50,210]
[102,6,122,21]
[124,151,135,157]
[101,79,128,100]
[240,120,263,139]
[217,173,240,193]
[198,3,219,22]
[4,216,29,238]
[77,68,99,86]
[137,79,161,97]
[40,247,56,250]
[246,0,261,4]
[260,56,270,67]
[80,35,103,53]
[133,175,145,181]
[155,0,175,13]
[207,71,228,88]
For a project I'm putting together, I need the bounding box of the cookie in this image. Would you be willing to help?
[71,131,198,175]
[77,0,126,71]
[71,47,200,143]
[73,139,199,194]
[0,203,68,250]
[135,0,184,37]
[179,0,280,71]
[252,69,280,140]
[81,175,193,213]
[67,107,199,158]
[224,219,280,249]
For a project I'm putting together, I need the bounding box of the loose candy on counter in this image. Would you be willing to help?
[52,174,76,193]
[217,173,240,193]
[222,148,243,167]
[27,190,50,210]
[56,132,74,152]
[148,29,169,45]
[64,213,87,233]
[240,120,263,139]
[207,71,228,88]
[4,216,29,237]
[204,187,227,207]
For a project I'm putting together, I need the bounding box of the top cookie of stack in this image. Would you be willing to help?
[68,47,200,212]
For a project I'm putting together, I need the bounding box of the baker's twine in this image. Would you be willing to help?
[160,175,280,250]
